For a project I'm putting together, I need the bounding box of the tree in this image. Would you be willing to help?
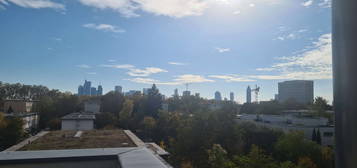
[101,91,125,117]
[312,128,317,142]
[297,157,317,168]
[95,112,117,129]
[316,129,322,145]
[233,145,278,168]
[119,99,134,129]
[0,117,24,150]
[207,144,236,168]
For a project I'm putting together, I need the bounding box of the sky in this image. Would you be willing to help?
[0,0,332,103]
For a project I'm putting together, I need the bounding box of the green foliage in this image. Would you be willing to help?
[208,144,235,168]
[101,91,125,117]
[233,145,278,168]
[119,99,134,129]
[95,112,117,129]
[0,117,25,150]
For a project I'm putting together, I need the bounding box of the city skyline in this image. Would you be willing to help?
[0,0,332,103]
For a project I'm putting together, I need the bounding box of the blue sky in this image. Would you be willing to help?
[0,0,332,103]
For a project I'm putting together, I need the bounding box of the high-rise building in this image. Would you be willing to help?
[83,80,91,95]
[115,86,122,93]
[78,85,84,96]
[174,89,179,97]
[215,91,222,101]
[195,93,200,98]
[230,92,234,102]
[90,87,97,96]
[246,86,251,103]
[278,80,314,104]
[143,88,151,95]
[97,85,103,96]
[182,91,191,97]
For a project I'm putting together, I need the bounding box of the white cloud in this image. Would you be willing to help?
[256,33,332,80]
[216,47,231,53]
[87,72,97,75]
[78,0,138,17]
[126,77,159,84]
[83,23,125,33]
[77,64,91,69]
[127,67,168,77]
[134,0,207,18]
[174,74,214,83]
[275,28,308,41]
[1,0,64,9]
[318,0,331,8]
[233,10,241,15]
[53,37,62,41]
[100,64,167,77]
[168,62,186,66]
[108,59,116,62]
[79,0,207,18]
[100,64,135,69]
[301,0,313,7]
[209,75,255,82]
[249,3,255,7]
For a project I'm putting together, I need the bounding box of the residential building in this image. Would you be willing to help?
[246,86,251,103]
[61,113,95,131]
[84,100,100,113]
[237,111,334,146]
[278,80,314,104]
[3,99,39,130]
[230,92,234,102]
[114,86,122,93]
[215,91,222,101]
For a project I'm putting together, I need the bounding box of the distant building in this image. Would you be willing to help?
[278,80,314,104]
[274,94,279,101]
[78,80,101,96]
[182,91,191,97]
[125,90,141,96]
[61,112,95,131]
[174,88,179,97]
[97,85,103,96]
[195,93,200,98]
[143,88,151,95]
[215,91,222,101]
[84,100,100,113]
[83,80,91,96]
[161,103,169,112]
[78,85,84,96]
[115,85,122,93]
[246,86,251,103]
[3,99,39,130]
[230,92,234,102]
[90,87,97,96]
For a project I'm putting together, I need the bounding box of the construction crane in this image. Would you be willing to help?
[251,85,260,103]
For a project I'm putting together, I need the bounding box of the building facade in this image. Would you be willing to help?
[246,86,251,103]
[115,86,122,93]
[61,113,95,130]
[215,91,222,101]
[230,92,234,102]
[278,80,314,104]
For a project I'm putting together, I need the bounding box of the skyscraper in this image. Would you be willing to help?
[83,80,91,95]
[97,85,103,96]
[246,86,251,103]
[78,85,84,96]
[174,88,179,97]
[90,87,97,96]
[115,86,122,93]
[230,92,234,102]
[215,91,222,101]
[278,80,314,104]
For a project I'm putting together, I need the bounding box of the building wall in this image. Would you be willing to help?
[278,80,314,104]
[4,101,33,113]
[61,120,94,130]
[1,159,119,168]
[84,102,100,113]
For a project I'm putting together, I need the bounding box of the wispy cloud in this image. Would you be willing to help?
[100,64,167,77]
[168,62,186,66]
[83,23,125,33]
[1,0,64,9]
[77,64,91,69]
[108,59,116,62]
[256,33,332,80]
[78,0,207,18]
[127,74,214,85]
[216,47,231,53]
[275,28,308,41]
[87,72,97,75]
[209,75,255,82]
[301,0,313,7]
[318,0,331,8]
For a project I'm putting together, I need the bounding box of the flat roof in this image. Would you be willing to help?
[19,130,136,151]
[61,112,95,120]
